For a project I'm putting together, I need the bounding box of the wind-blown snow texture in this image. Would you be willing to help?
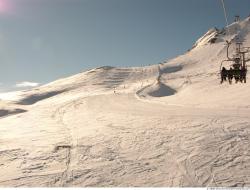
[1,17,250,187]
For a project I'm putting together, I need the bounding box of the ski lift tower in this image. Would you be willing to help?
[238,43,250,70]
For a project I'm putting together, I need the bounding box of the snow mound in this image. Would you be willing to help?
[147,82,176,97]
[137,81,176,98]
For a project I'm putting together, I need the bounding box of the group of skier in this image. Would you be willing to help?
[221,66,247,84]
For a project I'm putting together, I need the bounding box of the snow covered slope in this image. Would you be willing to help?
[1,17,250,187]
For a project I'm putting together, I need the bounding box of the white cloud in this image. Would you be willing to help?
[15,81,39,88]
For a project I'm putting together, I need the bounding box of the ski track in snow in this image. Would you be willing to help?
[1,93,250,187]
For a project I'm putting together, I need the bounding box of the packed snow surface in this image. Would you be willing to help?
[1,17,250,187]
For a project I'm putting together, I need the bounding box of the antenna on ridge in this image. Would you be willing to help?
[235,15,240,22]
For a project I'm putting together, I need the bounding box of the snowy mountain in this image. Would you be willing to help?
[1,17,250,187]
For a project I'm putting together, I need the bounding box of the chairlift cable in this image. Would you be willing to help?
[220,0,230,35]
[221,0,229,27]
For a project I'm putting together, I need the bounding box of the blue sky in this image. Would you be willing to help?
[0,0,250,92]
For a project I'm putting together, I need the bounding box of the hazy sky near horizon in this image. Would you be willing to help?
[0,0,250,91]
